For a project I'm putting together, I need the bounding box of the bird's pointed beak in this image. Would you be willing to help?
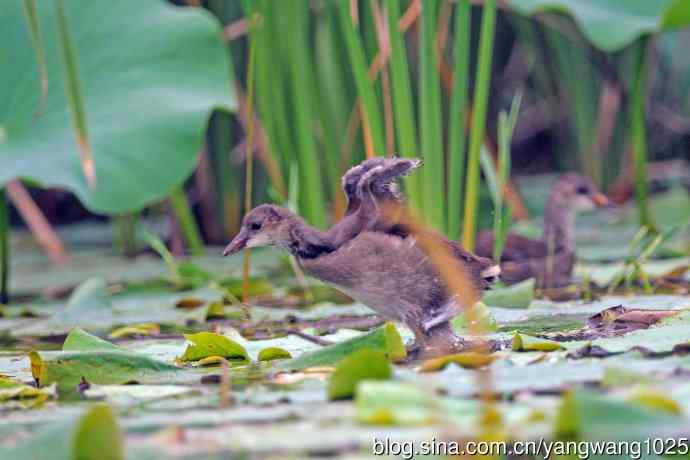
[591,193,610,208]
[222,228,249,256]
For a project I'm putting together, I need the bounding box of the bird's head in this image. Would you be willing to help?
[222,204,295,256]
[552,173,610,212]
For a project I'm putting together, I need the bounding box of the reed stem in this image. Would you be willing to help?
[462,0,496,250]
[242,13,259,304]
[115,213,138,257]
[447,0,471,240]
[419,0,445,230]
[337,0,385,156]
[169,187,204,256]
[387,0,421,209]
[631,38,656,233]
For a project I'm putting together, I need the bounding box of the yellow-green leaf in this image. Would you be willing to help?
[628,389,683,415]
[193,355,229,367]
[0,376,54,407]
[73,404,124,459]
[258,347,292,361]
[178,331,249,363]
[108,323,160,339]
[512,333,565,352]
[420,352,496,372]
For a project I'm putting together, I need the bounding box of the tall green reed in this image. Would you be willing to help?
[631,38,656,232]
[169,187,204,256]
[284,1,327,227]
[55,0,95,187]
[337,0,385,158]
[229,0,502,243]
[387,0,421,209]
[463,0,497,251]
[207,0,241,239]
[493,93,521,261]
[241,12,259,304]
[22,0,48,113]
[447,0,471,240]
[419,0,445,230]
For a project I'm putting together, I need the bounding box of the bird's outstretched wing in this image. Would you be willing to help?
[341,156,421,215]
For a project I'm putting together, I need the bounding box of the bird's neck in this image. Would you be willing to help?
[543,196,576,253]
[283,215,334,259]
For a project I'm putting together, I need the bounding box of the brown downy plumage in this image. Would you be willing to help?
[475,173,610,288]
[224,159,499,353]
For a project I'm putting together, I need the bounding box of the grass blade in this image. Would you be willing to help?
[337,1,385,156]
[316,3,355,200]
[241,13,260,303]
[284,1,327,227]
[387,0,421,208]
[447,0,471,240]
[115,214,138,257]
[631,37,656,232]
[250,0,293,194]
[23,0,48,114]
[462,0,497,250]
[419,0,445,231]
[370,0,395,156]
[55,0,96,187]
[169,187,204,256]
[492,92,521,260]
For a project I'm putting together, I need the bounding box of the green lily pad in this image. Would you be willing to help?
[512,333,565,351]
[29,350,179,392]
[355,381,480,426]
[327,349,391,400]
[63,327,120,352]
[178,332,250,363]
[356,381,438,425]
[483,278,535,309]
[509,0,690,52]
[0,0,234,213]
[556,390,684,440]
[278,323,406,371]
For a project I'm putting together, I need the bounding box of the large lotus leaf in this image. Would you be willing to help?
[509,0,690,51]
[0,0,234,213]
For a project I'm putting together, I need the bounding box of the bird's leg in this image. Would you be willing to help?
[407,321,464,360]
[424,322,464,356]
[404,322,428,358]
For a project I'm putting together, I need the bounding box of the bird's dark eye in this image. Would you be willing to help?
[576,185,588,195]
[250,222,261,231]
